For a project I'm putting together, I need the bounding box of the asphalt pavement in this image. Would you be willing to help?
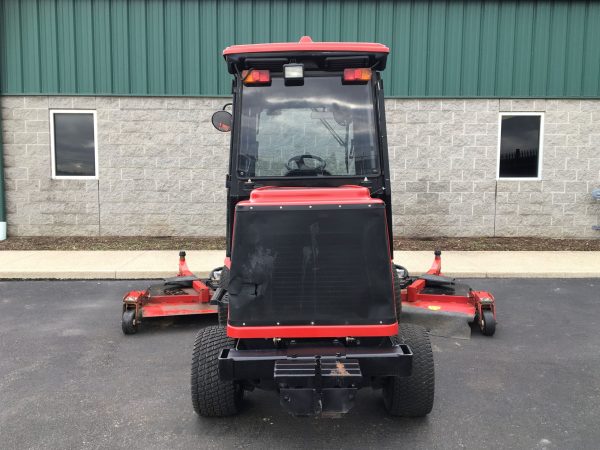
[1,278,599,449]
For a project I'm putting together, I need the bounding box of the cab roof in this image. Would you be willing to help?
[223,36,389,74]
[223,36,389,56]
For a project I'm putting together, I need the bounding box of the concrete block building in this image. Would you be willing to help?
[1,0,598,239]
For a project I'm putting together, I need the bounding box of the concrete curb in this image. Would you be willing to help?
[0,250,599,280]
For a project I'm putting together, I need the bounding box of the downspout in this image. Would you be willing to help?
[0,111,6,240]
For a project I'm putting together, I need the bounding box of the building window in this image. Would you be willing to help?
[497,113,543,179]
[50,110,98,179]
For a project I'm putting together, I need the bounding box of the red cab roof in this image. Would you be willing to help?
[223,36,389,56]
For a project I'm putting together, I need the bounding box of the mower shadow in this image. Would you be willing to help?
[134,314,218,335]
[194,388,433,449]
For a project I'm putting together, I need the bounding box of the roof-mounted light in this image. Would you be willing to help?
[242,69,271,86]
[343,68,372,84]
[283,63,304,86]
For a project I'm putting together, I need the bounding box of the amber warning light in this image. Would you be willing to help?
[242,69,271,85]
[343,68,372,84]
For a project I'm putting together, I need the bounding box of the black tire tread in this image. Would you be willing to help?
[218,293,229,327]
[384,323,434,417]
[121,309,137,335]
[219,266,230,290]
[191,325,241,416]
[217,266,230,327]
[480,310,496,336]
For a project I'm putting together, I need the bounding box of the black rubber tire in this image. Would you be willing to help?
[479,310,496,336]
[219,266,230,290]
[218,293,229,327]
[218,266,230,327]
[121,309,138,335]
[191,325,242,417]
[392,267,403,321]
[383,323,434,417]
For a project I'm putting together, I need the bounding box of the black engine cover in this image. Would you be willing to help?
[228,203,395,326]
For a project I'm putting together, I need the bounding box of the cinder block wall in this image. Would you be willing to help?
[1,95,599,238]
[386,98,600,238]
[1,96,229,236]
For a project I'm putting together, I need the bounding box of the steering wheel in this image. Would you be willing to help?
[285,154,327,173]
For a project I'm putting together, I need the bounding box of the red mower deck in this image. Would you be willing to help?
[121,252,219,334]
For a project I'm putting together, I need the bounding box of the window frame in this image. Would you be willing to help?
[496,111,544,181]
[50,109,98,180]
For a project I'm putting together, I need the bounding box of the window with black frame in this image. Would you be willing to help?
[498,114,543,179]
[238,76,380,178]
[50,110,97,179]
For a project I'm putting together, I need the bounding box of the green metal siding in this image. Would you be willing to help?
[1,0,599,98]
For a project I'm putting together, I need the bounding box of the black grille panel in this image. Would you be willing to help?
[228,205,395,326]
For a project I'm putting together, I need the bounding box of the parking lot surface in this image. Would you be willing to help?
[1,278,599,449]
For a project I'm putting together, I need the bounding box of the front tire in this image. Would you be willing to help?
[191,325,242,417]
[383,323,434,417]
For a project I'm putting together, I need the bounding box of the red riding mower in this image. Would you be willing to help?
[121,37,496,417]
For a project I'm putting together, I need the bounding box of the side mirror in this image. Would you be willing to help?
[212,110,232,132]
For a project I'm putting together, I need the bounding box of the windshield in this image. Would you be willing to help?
[238,75,380,178]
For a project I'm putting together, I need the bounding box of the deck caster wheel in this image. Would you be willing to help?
[122,309,138,335]
[479,310,496,336]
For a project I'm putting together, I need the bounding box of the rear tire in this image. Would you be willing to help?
[191,325,242,417]
[121,309,138,335]
[383,323,434,417]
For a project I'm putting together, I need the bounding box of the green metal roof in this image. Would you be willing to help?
[1,0,599,98]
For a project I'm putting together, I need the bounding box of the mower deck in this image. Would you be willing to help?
[400,251,497,338]
[121,251,219,334]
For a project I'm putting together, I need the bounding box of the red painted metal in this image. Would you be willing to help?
[142,303,217,318]
[223,36,389,56]
[240,185,381,206]
[227,322,398,339]
[178,254,193,276]
[176,254,212,302]
[402,252,496,321]
[122,252,217,325]
[193,280,211,302]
